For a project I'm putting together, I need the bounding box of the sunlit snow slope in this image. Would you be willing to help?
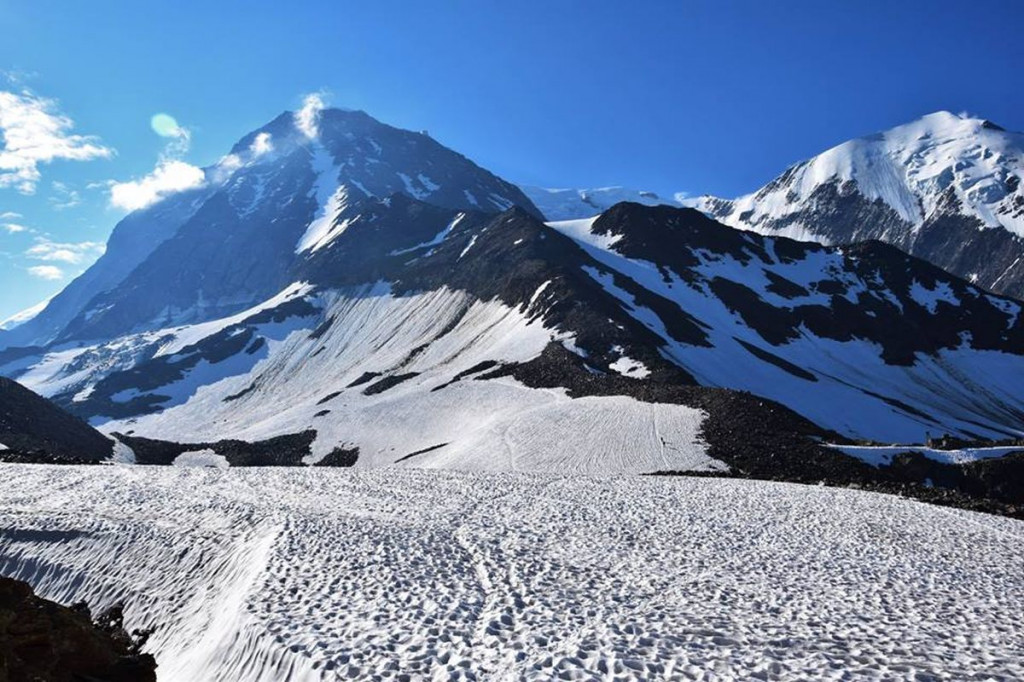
[0,465,1021,681]
[118,286,716,473]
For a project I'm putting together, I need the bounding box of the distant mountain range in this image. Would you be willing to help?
[693,111,1024,300]
[1,106,1022,505]
[521,186,687,221]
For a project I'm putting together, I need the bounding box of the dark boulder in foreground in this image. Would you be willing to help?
[0,576,156,681]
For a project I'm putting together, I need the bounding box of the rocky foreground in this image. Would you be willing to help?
[0,575,156,681]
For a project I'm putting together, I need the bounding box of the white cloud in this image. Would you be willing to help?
[0,89,113,194]
[109,159,205,211]
[251,131,273,155]
[0,211,20,219]
[295,92,326,139]
[3,222,27,233]
[25,237,104,264]
[107,111,204,211]
[27,264,63,280]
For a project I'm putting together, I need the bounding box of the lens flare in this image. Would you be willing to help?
[150,113,182,138]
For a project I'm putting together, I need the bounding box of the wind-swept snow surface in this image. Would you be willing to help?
[1,466,1023,681]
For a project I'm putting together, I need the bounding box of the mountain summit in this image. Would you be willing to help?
[695,111,1024,298]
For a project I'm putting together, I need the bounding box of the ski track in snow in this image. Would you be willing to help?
[1,465,1022,681]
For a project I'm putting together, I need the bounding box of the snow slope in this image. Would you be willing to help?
[6,282,716,474]
[548,208,1024,442]
[0,298,50,332]
[832,444,1024,467]
[7,199,1024,450]
[96,285,715,474]
[0,465,1021,681]
[698,112,1024,235]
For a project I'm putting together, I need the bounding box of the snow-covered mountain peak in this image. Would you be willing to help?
[695,111,1024,299]
[705,111,1024,236]
[0,108,541,350]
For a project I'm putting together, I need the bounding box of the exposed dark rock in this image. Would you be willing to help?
[313,446,359,467]
[0,377,113,462]
[317,391,343,405]
[345,372,380,389]
[115,430,317,466]
[0,576,156,682]
[362,373,420,396]
[395,443,449,463]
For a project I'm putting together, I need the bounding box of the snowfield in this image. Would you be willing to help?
[1,465,1022,681]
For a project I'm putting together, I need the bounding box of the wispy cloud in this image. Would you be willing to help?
[49,180,81,209]
[0,89,113,194]
[25,237,104,264]
[3,222,28,234]
[295,92,327,139]
[27,264,63,280]
[0,211,20,220]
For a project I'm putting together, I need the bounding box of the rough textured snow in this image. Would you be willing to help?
[0,465,1021,681]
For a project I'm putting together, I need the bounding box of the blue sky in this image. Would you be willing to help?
[0,0,1021,320]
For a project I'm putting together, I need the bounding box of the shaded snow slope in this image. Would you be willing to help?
[1,465,1022,681]
[695,111,1024,299]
